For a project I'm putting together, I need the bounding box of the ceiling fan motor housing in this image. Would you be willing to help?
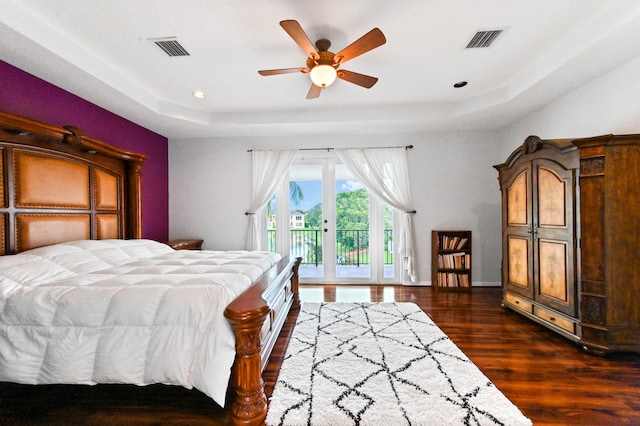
[307,50,337,70]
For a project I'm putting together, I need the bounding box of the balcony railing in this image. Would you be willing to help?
[267,229,393,266]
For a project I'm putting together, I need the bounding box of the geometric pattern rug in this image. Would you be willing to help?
[266,302,532,426]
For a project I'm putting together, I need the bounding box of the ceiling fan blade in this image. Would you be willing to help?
[280,20,319,59]
[334,28,386,64]
[258,68,306,76]
[306,83,322,99]
[337,70,379,88]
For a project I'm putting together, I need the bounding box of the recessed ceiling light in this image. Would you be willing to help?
[192,90,206,99]
[453,81,468,88]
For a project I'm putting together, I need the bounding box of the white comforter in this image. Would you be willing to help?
[0,239,281,406]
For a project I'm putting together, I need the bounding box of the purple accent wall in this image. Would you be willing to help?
[0,60,169,241]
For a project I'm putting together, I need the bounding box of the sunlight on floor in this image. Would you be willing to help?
[299,285,402,303]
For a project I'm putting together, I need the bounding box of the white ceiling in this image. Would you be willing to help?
[1,0,640,139]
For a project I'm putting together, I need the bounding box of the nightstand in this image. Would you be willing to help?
[165,239,203,250]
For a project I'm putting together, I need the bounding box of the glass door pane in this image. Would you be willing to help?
[335,164,370,279]
[289,163,325,279]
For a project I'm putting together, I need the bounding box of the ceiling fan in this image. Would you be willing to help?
[258,20,386,99]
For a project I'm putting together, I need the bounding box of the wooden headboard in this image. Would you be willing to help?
[0,111,147,255]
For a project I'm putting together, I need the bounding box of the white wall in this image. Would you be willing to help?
[169,131,504,286]
[407,131,504,286]
[501,54,640,150]
[169,54,640,287]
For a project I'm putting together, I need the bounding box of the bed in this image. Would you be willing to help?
[0,111,301,426]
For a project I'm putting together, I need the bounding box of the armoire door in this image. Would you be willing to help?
[502,163,535,300]
[502,158,577,317]
[532,159,576,317]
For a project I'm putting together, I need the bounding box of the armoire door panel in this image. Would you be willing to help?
[507,171,529,226]
[506,235,533,298]
[538,239,568,302]
[534,159,575,233]
[537,166,567,227]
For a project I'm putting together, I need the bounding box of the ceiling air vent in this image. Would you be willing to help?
[466,30,503,49]
[149,37,190,57]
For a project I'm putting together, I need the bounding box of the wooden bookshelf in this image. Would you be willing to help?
[431,230,472,290]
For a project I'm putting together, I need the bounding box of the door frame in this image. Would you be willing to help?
[275,151,399,284]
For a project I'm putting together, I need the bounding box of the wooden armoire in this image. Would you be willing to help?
[494,134,640,355]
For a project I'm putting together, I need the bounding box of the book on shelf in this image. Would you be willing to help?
[436,272,471,288]
[437,252,471,269]
[438,235,469,250]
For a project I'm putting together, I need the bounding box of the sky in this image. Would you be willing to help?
[291,179,364,211]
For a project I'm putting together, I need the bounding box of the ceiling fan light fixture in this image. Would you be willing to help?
[258,20,386,98]
[310,65,337,87]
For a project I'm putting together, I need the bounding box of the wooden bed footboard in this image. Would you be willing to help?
[224,256,301,426]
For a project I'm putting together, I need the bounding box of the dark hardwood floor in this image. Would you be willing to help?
[1,286,638,425]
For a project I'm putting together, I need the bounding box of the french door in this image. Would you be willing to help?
[274,153,397,284]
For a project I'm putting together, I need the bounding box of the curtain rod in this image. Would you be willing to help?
[247,144,413,153]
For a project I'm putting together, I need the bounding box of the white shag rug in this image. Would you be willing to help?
[266,302,532,426]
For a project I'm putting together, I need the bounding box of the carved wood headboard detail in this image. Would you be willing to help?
[0,111,147,255]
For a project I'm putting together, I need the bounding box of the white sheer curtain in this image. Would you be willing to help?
[335,147,417,283]
[246,149,298,250]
